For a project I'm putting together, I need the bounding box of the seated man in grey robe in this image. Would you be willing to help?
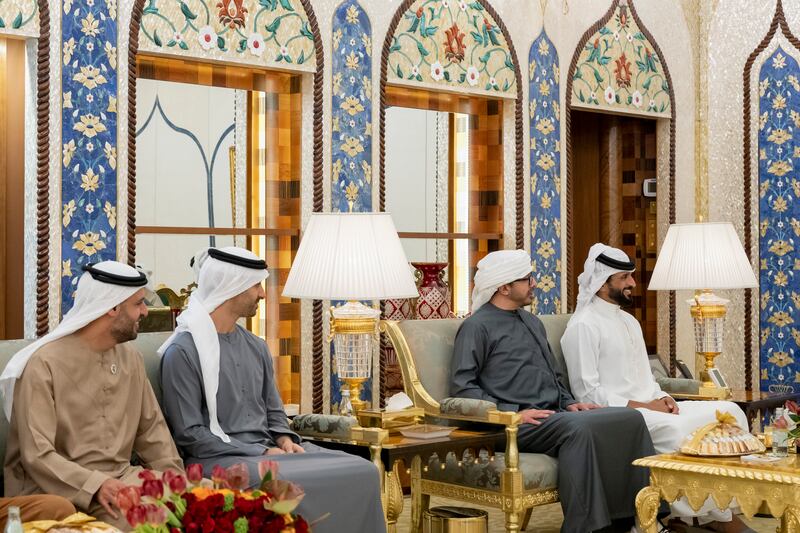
[159,247,385,533]
[450,249,656,533]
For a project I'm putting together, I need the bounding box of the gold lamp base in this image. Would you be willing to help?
[342,377,369,414]
[696,350,731,399]
[697,382,731,399]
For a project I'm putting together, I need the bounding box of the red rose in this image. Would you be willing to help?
[187,463,204,484]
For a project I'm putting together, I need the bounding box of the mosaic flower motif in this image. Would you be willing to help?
[80,169,100,192]
[631,90,643,108]
[340,137,364,157]
[768,351,794,367]
[106,0,117,19]
[604,86,616,105]
[768,160,792,176]
[62,200,77,227]
[197,26,217,50]
[81,14,101,37]
[63,140,76,167]
[63,38,76,65]
[73,114,107,138]
[430,61,444,81]
[770,240,794,256]
[340,95,364,116]
[217,0,247,29]
[536,153,555,171]
[774,271,789,287]
[104,142,117,170]
[73,232,107,257]
[536,275,555,293]
[104,201,116,228]
[62,260,72,278]
[345,4,359,24]
[614,53,632,88]
[443,23,466,63]
[466,66,480,87]
[535,118,555,135]
[104,41,117,69]
[769,310,793,327]
[536,241,556,259]
[73,66,108,89]
[63,92,73,109]
[345,51,359,70]
[773,52,787,69]
[247,32,264,56]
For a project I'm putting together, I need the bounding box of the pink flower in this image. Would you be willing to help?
[225,463,250,491]
[141,479,164,499]
[138,470,157,482]
[258,460,279,483]
[262,479,305,515]
[144,503,167,525]
[126,505,147,527]
[162,469,187,494]
[186,463,204,484]
[116,486,141,513]
[211,465,228,487]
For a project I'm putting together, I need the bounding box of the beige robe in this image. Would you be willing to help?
[4,335,182,529]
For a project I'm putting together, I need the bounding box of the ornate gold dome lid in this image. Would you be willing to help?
[680,411,766,456]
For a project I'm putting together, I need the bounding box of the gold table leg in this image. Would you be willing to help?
[782,505,800,533]
[384,460,404,533]
[410,455,430,533]
[635,486,662,533]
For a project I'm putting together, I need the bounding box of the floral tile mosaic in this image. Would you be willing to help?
[137,0,315,72]
[0,0,38,38]
[330,0,373,408]
[758,47,800,394]
[386,0,515,97]
[529,30,561,315]
[331,0,371,214]
[570,0,670,117]
[61,0,119,313]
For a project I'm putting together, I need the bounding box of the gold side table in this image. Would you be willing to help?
[633,453,800,533]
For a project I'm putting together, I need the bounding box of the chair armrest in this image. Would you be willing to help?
[657,376,701,395]
[291,414,358,440]
[440,397,498,418]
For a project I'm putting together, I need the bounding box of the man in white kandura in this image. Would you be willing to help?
[561,243,754,533]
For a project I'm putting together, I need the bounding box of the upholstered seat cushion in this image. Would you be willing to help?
[423,449,558,492]
[291,413,358,440]
[439,397,498,417]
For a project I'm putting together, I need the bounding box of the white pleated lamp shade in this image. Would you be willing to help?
[282,212,419,300]
[648,222,758,291]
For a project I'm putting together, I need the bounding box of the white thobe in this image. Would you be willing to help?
[561,297,749,522]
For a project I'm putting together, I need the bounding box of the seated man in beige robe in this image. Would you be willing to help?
[0,261,183,530]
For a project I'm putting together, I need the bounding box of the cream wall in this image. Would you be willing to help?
[11,0,717,406]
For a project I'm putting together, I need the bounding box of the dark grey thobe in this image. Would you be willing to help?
[160,326,385,533]
[450,304,655,533]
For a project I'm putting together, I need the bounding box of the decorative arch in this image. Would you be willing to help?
[742,0,800,393]
[135,0,316,72]
[565,0,677,368]
[379,0,525,248]
[128,0,325,410]
[331,0,372,213]
[529,29,561,315]
[0,0,38,37]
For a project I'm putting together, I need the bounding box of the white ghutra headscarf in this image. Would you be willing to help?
[575,243,635,313]
[158,247,269,443]
[471,249,533,312]
[0,261,150,420]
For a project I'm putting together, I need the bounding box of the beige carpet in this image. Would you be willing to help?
[395,496,779,532]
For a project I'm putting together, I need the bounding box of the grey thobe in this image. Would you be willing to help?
[160,326,385,533]
[450,304,655,533]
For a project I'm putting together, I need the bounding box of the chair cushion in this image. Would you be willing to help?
[396,319,462,402]
[537,313,572,381]
[291,414,357,440]
[440,397,497,417]
[423,449,558,491]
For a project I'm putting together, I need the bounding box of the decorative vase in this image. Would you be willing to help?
[411,262,453,320]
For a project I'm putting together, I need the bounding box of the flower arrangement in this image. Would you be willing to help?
[116,462,308,533]
[782,400,800,439]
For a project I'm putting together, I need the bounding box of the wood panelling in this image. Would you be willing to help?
[0,38,25,340]
[570,111,658,353]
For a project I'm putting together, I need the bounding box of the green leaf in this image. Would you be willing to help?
[408,15,420,34]
[300,21,314,40]
[422,25,438,38]
[265,17,281,33]
[238,38,247,52]
[636,60,647,72]
[574,69,582,80]
[297,49,305,64]
[179,1,197,20]
[279,0,294,11]
[470,31,483,46]
[11,12,22,29]
[598,56,611,66]
[661,80,669,92]
[614,93,620,103]
[166,39,176,47]
[443,70,451,81]
[0,17,5,28]
[217,35,226,50]
[416,41,429,57]
[415,74,422,81]
[143,0,159,14]
[469,1,484,10]
[599,27,612,35]
[504,56,514,69]
[153,29,163,47]
[488,29,499,46]
[593,69,603,83]
[389,38,401,53]
[479,51,490,64]
[459,72,466,83]
[634,32,645,40]
[502,79,509,91]
[396,64,403,78]
[179,40,189,50]
[642,77,652,90]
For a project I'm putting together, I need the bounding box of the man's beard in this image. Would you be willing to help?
[111,315,139,343]
[608,286,633,307]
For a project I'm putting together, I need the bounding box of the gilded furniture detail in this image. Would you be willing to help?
[569,0,671,117]
[384,460,405,533]
[386,0,516,97]
[137,0,316,71]
[529,29,562,315]
[634,454,800,533]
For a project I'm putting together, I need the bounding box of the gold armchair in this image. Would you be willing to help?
[382,318,564,533]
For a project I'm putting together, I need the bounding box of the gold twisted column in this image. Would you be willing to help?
[635,486,662,533]
[503,424,521,533]
[384,460,404,533]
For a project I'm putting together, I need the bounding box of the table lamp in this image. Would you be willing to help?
[648,222,757,399]
[282,213,418,412]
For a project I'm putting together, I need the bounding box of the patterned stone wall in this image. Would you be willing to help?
[529,29,561,314]
[570,0,671,118]
[0,0,38,38]
[386,0,516,98]
[758,47,800,393]
[61,0,119,313]
[137,0,315,72]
